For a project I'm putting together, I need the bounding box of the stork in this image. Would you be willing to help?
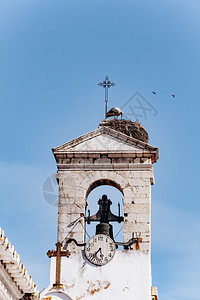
[106,107,123,119]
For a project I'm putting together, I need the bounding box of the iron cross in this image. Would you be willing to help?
[98,76,115,119]
[47,242,70,289]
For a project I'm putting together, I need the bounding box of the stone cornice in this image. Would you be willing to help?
[0,260,22,299]
[57,163,153,171]
[52,126,159,163]
[53,150,158,164]
[0,227,39,296]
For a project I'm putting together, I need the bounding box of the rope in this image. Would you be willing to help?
[114,223,124,239]
[80,221,91,239]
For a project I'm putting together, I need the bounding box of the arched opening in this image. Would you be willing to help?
[85,181,124,250]
[86,179,124,199]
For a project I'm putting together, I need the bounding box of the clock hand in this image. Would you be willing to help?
[99,248,104,259]
[94,248,101,256]
[91,248,101,260]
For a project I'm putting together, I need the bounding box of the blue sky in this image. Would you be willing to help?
[0,0,200,298]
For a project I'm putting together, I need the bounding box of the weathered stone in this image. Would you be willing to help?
[136,214,150,223]
[125,203,150,214]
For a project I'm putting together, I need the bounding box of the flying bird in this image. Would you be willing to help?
[152,91,157,95]
[106,107,123,119]
[172,94,175,98]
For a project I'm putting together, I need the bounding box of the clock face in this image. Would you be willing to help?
[84,234,116,266]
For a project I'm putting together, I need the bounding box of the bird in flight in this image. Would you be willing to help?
[172,94,175,98]
[106,107,123,119]
[152,91,157,95]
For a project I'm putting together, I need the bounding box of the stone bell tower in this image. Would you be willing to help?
[40,119,159,300]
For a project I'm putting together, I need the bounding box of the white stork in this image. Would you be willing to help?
[106,107,123,119]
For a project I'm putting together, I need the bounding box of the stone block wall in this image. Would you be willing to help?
[57,165,153,253]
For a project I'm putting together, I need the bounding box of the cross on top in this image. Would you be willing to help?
[98,76,115,119]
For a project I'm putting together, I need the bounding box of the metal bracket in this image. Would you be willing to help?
[115,234,143,250]
[64,238,86,248]
[63,234,142,250]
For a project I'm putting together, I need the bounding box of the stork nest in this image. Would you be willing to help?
[99,119,149,143]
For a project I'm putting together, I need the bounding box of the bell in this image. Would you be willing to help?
[96,223,114,240]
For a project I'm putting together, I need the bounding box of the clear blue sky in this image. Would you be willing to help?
[1,1,200,299]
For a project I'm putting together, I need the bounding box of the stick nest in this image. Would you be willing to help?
[99,119,149,143]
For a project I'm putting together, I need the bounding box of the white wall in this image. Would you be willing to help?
[48,251,151,300]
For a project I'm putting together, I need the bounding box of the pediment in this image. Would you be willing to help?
[52,127,158,160]
[66,134,141,151]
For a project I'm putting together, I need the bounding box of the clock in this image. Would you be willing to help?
[84,234,116,266]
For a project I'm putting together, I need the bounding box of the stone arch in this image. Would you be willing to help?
[86,178,123,199]
[44,291,73,300]
[80,171,129,201]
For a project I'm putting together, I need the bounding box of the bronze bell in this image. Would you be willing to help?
[96,223,114,240]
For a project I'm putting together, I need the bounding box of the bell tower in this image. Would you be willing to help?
[40,119,159,300]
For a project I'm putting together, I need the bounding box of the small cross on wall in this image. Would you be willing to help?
[47,242,70,289]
